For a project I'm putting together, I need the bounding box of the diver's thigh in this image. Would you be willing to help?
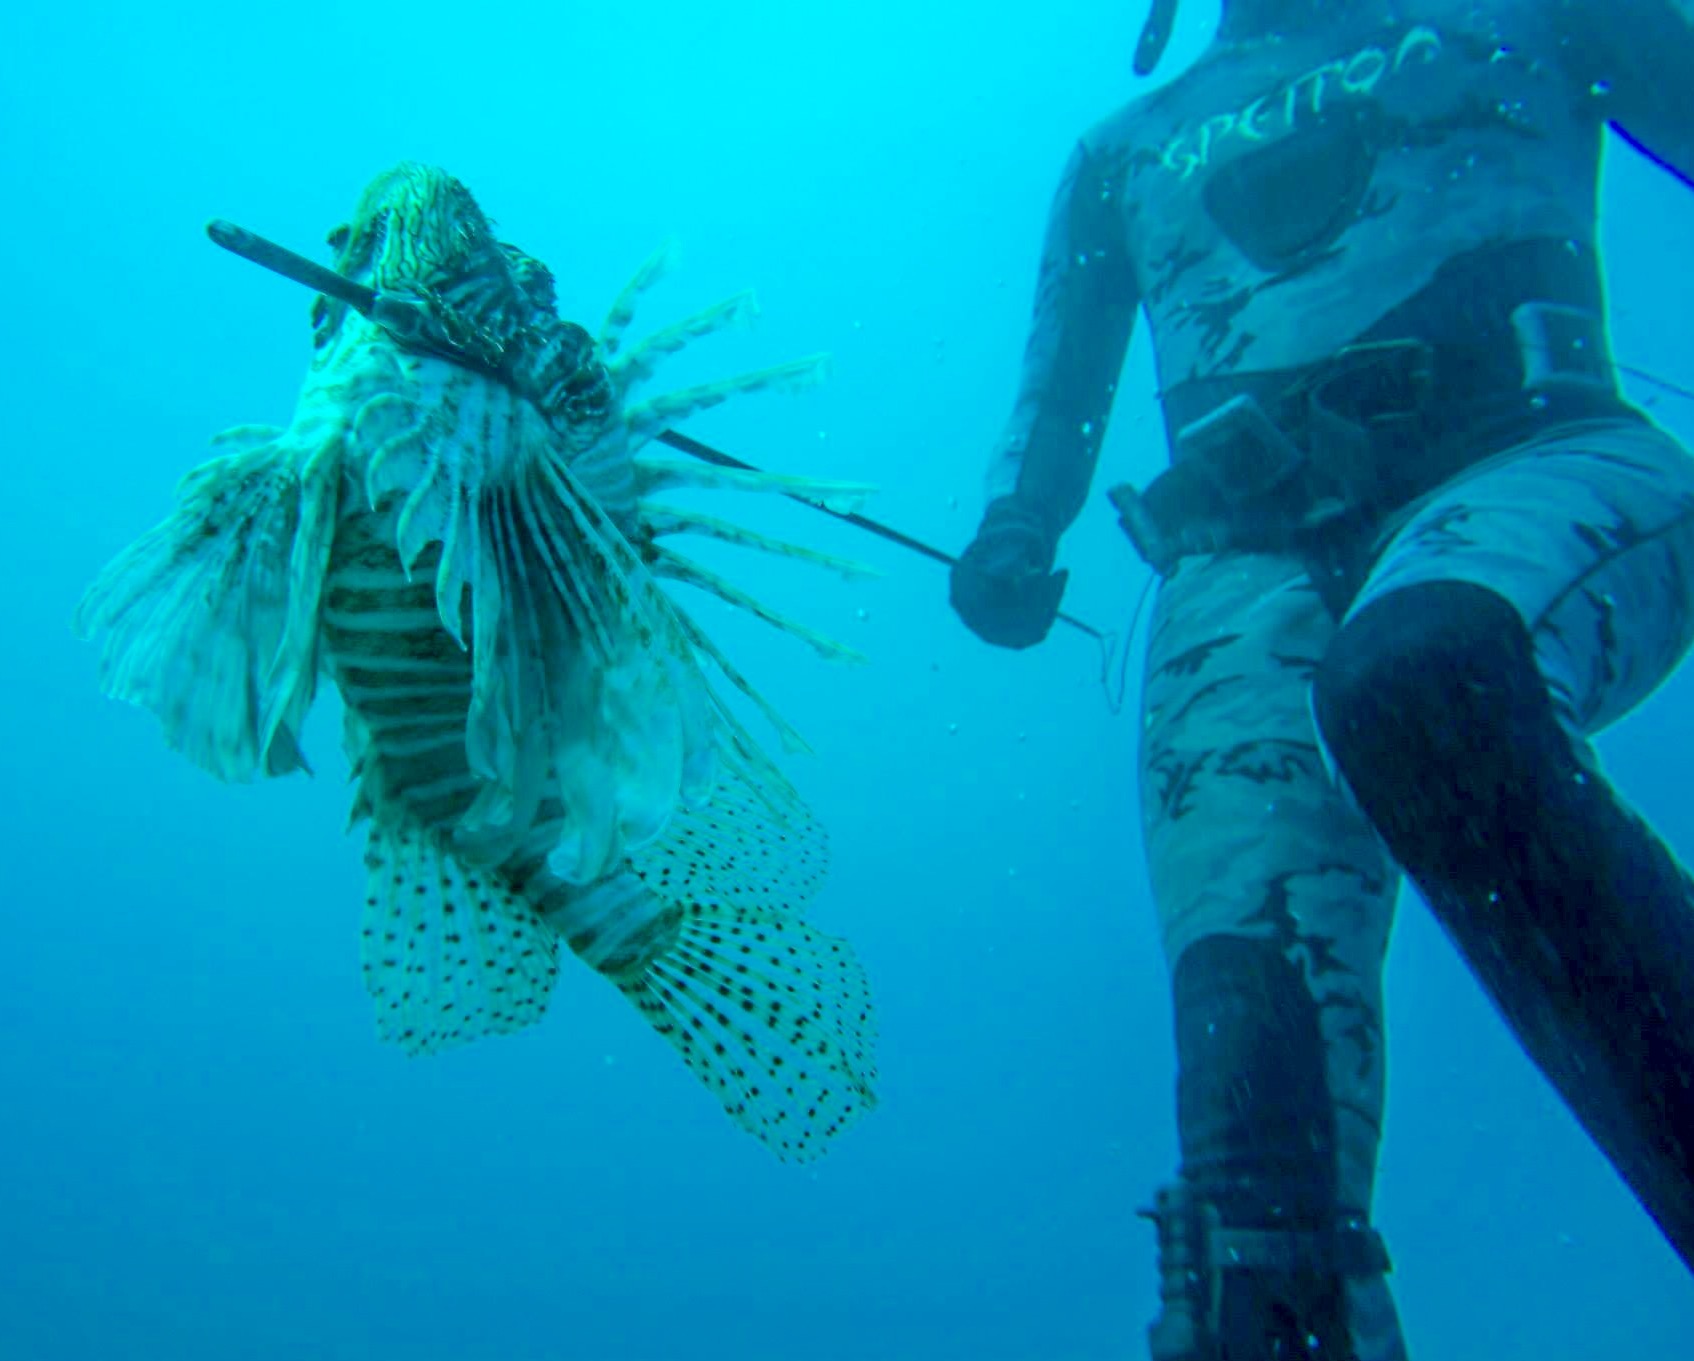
[1140,551,1400,1206]
[1140,552,1394,963]
[1352,420,1694,736]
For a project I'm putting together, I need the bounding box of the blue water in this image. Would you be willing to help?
[3,2,1692,1356]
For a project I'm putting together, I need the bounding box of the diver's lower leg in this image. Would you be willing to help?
[1313,578,1694,1272]
[1145,935,1404,1360]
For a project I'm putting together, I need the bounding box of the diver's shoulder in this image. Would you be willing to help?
[1075,50,1240,161]
[1075,0,1591,159]
[1078,91,1171,158]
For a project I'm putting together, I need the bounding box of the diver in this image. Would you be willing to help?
[950,1,1694,1356]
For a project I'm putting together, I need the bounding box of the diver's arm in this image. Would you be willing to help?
[988,139,1140,539]
[1566,0,1694,188]
[951,139,1139,649]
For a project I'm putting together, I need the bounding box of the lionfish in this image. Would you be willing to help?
[74,163,877,1162]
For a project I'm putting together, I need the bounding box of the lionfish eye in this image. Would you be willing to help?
[326,224,350,252]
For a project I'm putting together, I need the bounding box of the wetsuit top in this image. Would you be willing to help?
[988,0,1694,538]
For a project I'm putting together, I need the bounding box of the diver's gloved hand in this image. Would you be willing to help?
[950,496,1068,649]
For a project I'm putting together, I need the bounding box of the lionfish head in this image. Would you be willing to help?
[312,162,560,352]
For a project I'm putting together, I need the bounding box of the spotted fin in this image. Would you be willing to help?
[617,903,877,1162]
[361,821,560,1054]
[627,765,829,914]
[540,772,875,1161]
[73,425,340,781]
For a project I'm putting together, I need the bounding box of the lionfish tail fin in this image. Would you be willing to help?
[72,425,336,781]
[616,906,877,1162]
[549,774,875,1162]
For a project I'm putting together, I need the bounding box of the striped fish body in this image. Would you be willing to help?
[75,163,878,1160]
[324,513,479,835]
[324,481,684,981]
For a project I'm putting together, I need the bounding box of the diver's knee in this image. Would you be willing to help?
[1313,579,1536,781]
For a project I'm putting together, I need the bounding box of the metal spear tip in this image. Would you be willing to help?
[204,217,378,316]
[205,218,255,254]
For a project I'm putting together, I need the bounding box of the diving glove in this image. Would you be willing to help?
[951,496,1068,649]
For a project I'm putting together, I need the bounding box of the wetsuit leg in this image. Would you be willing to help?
[1140,551,1407,1360]
[1314,420,1694,1272]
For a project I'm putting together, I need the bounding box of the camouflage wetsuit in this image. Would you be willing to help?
[951,2,1694,1357]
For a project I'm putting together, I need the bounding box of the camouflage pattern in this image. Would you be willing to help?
[1139,415,1694,1218]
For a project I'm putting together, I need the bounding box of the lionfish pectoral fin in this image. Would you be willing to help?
[73,425,336,782]
[360,821,561,1054]
[450,437,716,886]
[546,773,876,1163]
[350,376,715,885]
